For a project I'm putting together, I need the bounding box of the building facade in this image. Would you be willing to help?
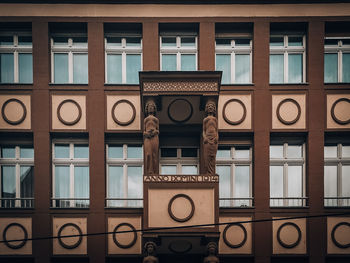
[0,1,350,262]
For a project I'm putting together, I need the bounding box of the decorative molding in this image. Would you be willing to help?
[3,223,28,250]
[112,222,137,249]
[144,174,219,183]
[277,222,302,249]
[276,98,301,125]
[222,99,247,125]
[143,81,218,93]
[57,99,82,126]
[331,98,350,125]
[167,98,193,124]
[168,240,193,254]
[57,223,83,249]
[331,222,350,249]
[1,98,27,125]
[111,99,136,126]
[222,223,247,249]
[168,194,195,223]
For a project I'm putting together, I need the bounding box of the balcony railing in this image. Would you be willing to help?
[324,197,350,207]
[219,197,254,208]
[105,198,143,208]
[51,198,89,208]
[0,198,34,208]
[270,197,308,207]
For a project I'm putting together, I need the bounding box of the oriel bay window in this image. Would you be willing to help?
[0,145,34,208]
[106,144,143,208]
[52,142,89,208]
[160,147,199,175]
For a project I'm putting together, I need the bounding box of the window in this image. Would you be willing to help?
[106,144,143,208]
[324,144,350,207]
[52,142,89,208]
[160,147,198,175]
[0,145,34,208]
[50,35,88,84]
[0,34,33,83]
[324,38,350,83]
[216,145,252,207]
[270,35,306,84]
[270,142,306,207]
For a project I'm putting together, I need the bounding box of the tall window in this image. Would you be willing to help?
[324,144,350,207]
[270,142,306,207]
[160,148,198,175]
[270,35,306,84]
[51,35,88,84]
[324,38,350,83]
[106,144,143,208]
[52,142,89,208]
[216,145,252,207]
[215,37,252,84]
[0,34,33,83]
[0,145,34,208]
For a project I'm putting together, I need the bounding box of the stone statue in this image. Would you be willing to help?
[203,242,219,263]
[203,100,218,175]
[143,241,159,263]
[144,99,159,175]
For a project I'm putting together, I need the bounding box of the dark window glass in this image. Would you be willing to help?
[161,148,177,158]
[181,148,197,157]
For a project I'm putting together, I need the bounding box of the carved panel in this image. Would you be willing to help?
[143,81,218,93]
[0,95,31,130]
[327,217,350,254]
[327,94,350,129]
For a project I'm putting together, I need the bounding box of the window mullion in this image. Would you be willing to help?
[283,163,288,206]
[68,51,73,83]
[231,163,235,207]
[15,163,20,207]
[284,51,288,83]
[122,52,126,83]
[14,50,19,83]
[70,163,74,207]
[123,163,128,206]
[177,52,181,71]
[231,52,235,84]
[339,50,343,82]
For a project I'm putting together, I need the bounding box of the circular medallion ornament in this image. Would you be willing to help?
[223,99,247,125]
[331,222,350,249]
[223,223,247,248]
[3,223,28,249]
[168,240,193,254]
[168,194,195,223]
[57,99,82,126]
[111,100,136,126]
[277,222,302,249]
[331,98,350,125]
[167,99,193,124]
[112,222,137,249]
[276,98,301,125]
[57,223,83,249]
[1,98,27,125]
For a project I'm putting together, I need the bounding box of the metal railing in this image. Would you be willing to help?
[0,198,34,208]
[324,197,350,207]
[219,197,254,208]
[51,198,89,208]
[270,197,308,207]
[105,198,143,208]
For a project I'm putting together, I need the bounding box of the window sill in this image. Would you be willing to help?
[49,83,88,86]
[269,82,309,86]
[104,83,139,86]
[221,83,254,86]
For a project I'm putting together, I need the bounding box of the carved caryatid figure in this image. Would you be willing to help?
[203,100,218,175]
[143,242,159,263]
[144,99,159,175]
[203,242,219,263]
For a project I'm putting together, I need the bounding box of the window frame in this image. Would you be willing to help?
[159,147,199,175]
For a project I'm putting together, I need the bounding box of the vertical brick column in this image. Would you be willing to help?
[87,22,106,262]
[253,20,271,263]
[32,21,51,263]
[307,21,326,263]
[143,22,159,70]
[199,22,215,70]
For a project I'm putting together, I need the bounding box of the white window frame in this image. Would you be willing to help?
[104,35,143,84]
[270,142,306,207]
[215,38,252,84]
[324,143,350,207]
[160,35,198,71]
[52,141,89,208]
[269,35,306,83]
[324,37,350,83]
[0,145,34,208]
[0,33,32,83]
[106,143,143,208]
[50,34,88,84]
[160,147,199,175]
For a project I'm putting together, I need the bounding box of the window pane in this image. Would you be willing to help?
[217,146,231,158]
[288,166,302,197]
[217,165,231,198]
[270,166,283,197]
[73,54,88,84]
[162,54,177,71]
[125,37,141,47]
[235,166,250,206]
[0,36,13,45]
[161,165,176,175]
[343,39,350,45]
[342,166,350,197]
[270,54,284,83]
[20,166,33,198]
[162,37,176,47]
[182,165,197,175]
[235,148,250,159]
[108,166,123,198]
[54,144,69,158]
[216,39,231,46]
[127,166,142,207]
[1,166,16,198]
[270,145,283,158]
[53,36,69,45]
[324,166,337,197]
[107,54,122,83]
[235,54,250,83]
[288,54,303,83]
[126,54,141,84]
[342,146,350,158]
[181,148,197,157]
[54,53,68,83]
[106,37,122,47]
[72,37,87,46]
[161,148,177,158]
[1,146,15,158]
[18,53,33,83]
[0,53,14,83]
[108,145,123,158]
[235,39,250,46]
[55,166,70,198]
[74,166,89,198]
[287,145,302,158]
[18,36,32,46]
[325,39,338,46]
[324,146,337,158]
[181,54,196,71]
[127,145,142,159]
[20,147,34,158]
[324,54,338,83]
[342,53,350,83]
[270,37,284,46]
[181,37,195,47]
[74,145,89,159]
[288,36,303,46]
[216,54,231,84]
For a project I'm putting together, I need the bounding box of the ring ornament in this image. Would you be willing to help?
[276,98,301,125]
[57,99,82,126]
[331,222,350,249]
[167,98,193,124]
[57,223,83,249]
[3,223,28,249]
[223,99,247,125]
[168,194,195,223]
[277,222,302,249]
[112,222,137,249]
[111,100,136,126]
[222,223,247,248]
[1,98,27,125]
[331,98,350,125]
